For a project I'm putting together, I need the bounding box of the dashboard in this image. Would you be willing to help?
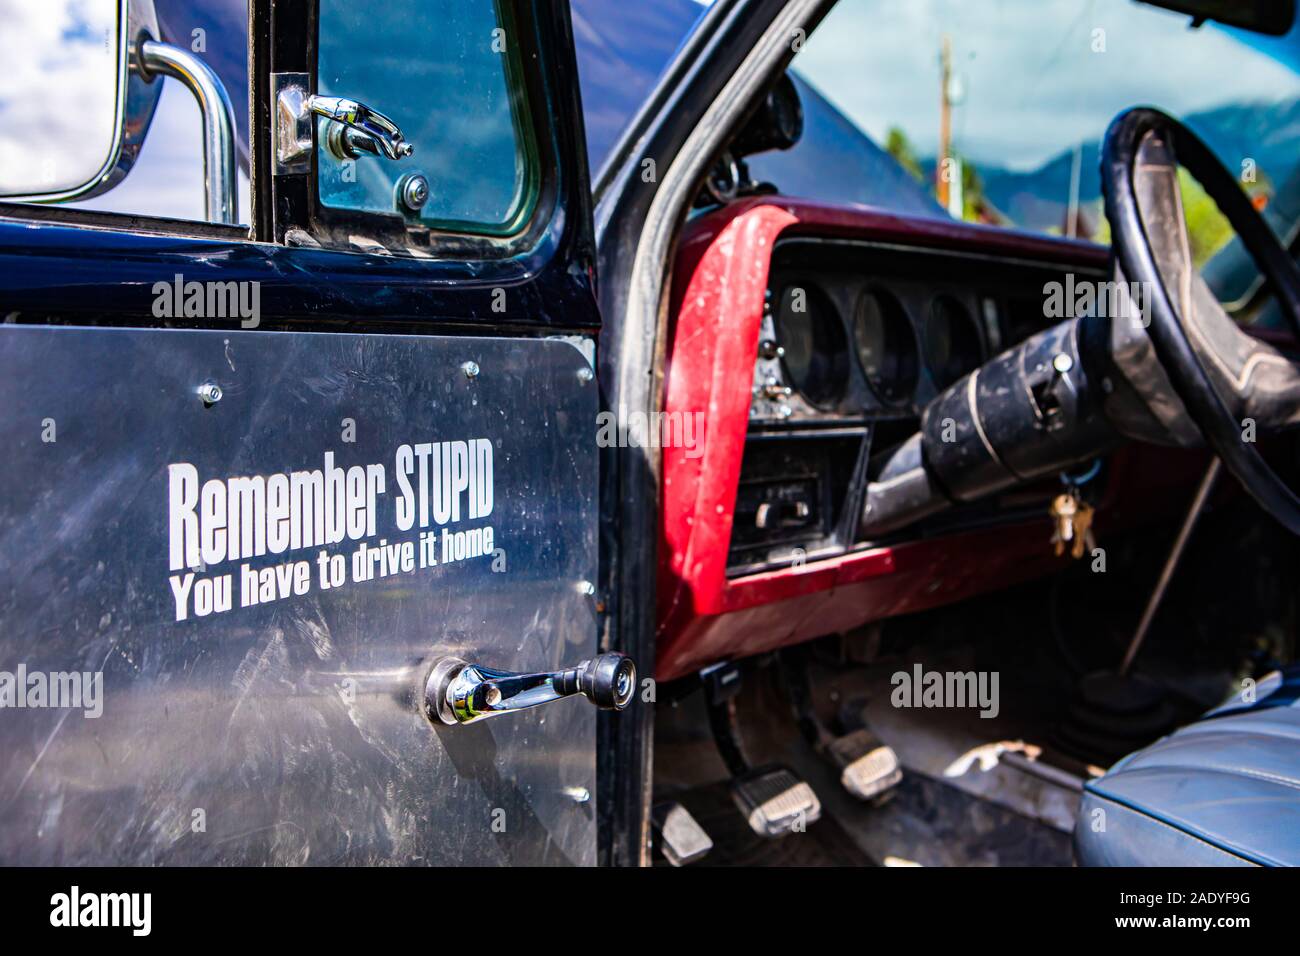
[656,197,1113,681]
[756,239,998,423]
[733,233,1106,576]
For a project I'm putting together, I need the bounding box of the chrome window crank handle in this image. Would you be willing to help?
[425,653,637,725]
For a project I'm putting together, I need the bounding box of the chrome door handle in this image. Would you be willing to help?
[273,74,413,173]
[306,95,414,161]
[425,653,636,726]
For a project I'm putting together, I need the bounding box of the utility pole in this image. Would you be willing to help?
[938,34,951,210]
[937,34,961,218]
[1066,141,1083,238]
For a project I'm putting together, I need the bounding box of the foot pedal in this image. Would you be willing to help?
[731,766,822,838]
[699,664,821,838]
[829,728,902,801]
[652,802,713,866]
[778,649,902,803]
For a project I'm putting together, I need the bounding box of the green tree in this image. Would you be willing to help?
[959,156,998,223]
[1089,169,1268,264]
[1178,167,1234,268]
[885,126,925,184]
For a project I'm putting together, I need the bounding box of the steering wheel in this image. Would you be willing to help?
[1102,107,1300,534]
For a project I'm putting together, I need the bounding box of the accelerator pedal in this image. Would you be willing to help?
[731,766,822,838]
[828,728,902,801]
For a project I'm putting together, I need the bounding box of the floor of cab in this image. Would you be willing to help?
[654,651,1076,867]
[655,773,1071,867]
[652,498,1294,866]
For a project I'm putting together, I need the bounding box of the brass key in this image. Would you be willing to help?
[1050,490,1096,559]
[1050,492,1077,557]
[1071,499,1096,559]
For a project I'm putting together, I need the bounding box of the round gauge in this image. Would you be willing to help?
[925,295,983,390]
[853,287,919,406]
[774,282,849,407]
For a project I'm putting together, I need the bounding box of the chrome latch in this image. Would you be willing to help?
[273,73,413,174]
[312,96,414,161]
[424,653,637,726]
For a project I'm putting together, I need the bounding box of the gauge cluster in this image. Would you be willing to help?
[734,232,1100,573]
[751,237,1076,423]
[773,283,850,407]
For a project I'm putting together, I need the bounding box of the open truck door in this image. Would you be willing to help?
[0,0,623,865]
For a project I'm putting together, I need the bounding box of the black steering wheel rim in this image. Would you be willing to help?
[1101,106,1300,534]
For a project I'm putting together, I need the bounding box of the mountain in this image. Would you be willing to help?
[953,97,1300,235]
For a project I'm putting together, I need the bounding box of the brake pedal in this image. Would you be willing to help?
[781,650,902,801]
[652,802,713,866]
[732,766,822,838]
[828,728,902,800]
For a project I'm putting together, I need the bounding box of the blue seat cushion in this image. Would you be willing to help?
[1075,669,1300,867]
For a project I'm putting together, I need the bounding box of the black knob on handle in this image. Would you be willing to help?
[425,651,637,725]
[556,653,637,710]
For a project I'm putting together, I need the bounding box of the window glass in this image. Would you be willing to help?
[316,0,537,234]
[789,0,1300,259]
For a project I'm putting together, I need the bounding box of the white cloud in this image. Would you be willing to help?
[0,0,119,194]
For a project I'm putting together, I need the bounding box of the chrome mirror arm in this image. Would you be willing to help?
[138,40,238,225]
[425,653,637,726]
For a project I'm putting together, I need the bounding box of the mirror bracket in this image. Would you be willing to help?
[272,73,314,175]
[138,40,239,225]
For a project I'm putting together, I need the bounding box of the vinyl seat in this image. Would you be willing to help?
[1076,667,1300,867]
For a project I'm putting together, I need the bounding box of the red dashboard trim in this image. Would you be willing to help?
[655,198,1111,682]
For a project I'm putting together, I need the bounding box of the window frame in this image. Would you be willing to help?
[1,0,566,261]
[314,0,542,239]
[266,0,561,259]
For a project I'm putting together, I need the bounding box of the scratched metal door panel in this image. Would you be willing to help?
[0,325,598,865]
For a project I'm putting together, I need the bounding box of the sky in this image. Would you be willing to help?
[0,0,120,196]
[794,0,1300,171]
[0,0,250,221]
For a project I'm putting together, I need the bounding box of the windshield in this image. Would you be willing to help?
[793,1,1300,280]
[575,0,1300,316]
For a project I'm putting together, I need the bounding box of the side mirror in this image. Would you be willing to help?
[0,0,163,204]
